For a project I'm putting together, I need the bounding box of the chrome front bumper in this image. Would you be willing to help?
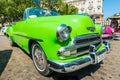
[47,40,110,73]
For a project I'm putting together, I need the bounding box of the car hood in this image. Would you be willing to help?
[27,14,98,38]
[36,15,96,35]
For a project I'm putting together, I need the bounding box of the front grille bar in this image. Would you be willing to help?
[73,34,101,44]
[65,39,101,51]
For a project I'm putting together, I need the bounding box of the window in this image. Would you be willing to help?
[97,5,101,10]
[98,0,101,3]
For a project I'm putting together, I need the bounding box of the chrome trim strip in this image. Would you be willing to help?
[73,34,100,44]
[77,50,89,56]
[65,50,89,58]
[66,40,100,50]
[74,34,100,40]
[14,33,43,42]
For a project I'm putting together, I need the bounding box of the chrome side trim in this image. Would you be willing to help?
[14,33,43,42]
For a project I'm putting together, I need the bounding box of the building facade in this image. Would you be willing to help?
[64,0,104,24]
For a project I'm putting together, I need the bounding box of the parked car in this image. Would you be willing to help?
[1,26,8,35]
[107,17,120,40]
[101,26,114,39]
[113,27,120,40]
[6,8,110,76]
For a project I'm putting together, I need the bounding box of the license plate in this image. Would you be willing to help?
[97,53,106,63]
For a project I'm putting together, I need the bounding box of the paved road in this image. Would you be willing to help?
[0,35,120,80]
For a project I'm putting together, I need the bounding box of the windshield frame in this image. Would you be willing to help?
[23,8,59,20]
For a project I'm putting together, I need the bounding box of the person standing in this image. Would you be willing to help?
[110,19,118,31]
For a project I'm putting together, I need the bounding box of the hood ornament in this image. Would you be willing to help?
[87,27,95,32]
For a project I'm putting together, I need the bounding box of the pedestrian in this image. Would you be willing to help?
[110,19,118,31]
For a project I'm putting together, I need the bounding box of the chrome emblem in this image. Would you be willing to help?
[87,27,95,32]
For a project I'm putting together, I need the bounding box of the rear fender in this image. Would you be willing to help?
[6,27,14,36]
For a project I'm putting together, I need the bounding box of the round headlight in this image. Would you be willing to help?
[57,24,71,42]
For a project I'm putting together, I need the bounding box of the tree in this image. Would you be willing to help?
[0,0,78,23]
[40,0,78,15]
[0,0,35,23]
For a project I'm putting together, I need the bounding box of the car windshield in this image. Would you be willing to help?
[23,8,59,20]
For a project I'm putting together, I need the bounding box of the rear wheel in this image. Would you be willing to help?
[31,43,52,76]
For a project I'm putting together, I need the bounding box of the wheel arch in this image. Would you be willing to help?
[28,39,52,76]
[28,39,44,57]
[28,39,37,53]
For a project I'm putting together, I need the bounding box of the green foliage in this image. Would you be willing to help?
[40,0,78,15]
[0,0,35,22]
[0,0,78,23]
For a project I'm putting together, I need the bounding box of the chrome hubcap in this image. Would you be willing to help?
[33,44,46,71]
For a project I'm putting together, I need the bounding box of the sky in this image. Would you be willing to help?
[103,0,120,18]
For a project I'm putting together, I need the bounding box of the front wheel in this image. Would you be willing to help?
[31,43,52,76]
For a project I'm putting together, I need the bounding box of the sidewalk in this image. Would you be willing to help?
[0,32,4,36]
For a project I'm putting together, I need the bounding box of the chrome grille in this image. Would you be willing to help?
[73,34,101,56]
[58,34,102,59]
[73,34,101,45]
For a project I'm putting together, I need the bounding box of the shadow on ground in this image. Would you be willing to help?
[0,49,12,75]
[51,62,102,80]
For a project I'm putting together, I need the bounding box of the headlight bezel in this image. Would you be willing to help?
[57,24,72,42]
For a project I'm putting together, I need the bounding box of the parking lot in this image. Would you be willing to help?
[0,34,120,80]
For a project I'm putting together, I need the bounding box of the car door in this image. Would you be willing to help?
[13,20,29,50]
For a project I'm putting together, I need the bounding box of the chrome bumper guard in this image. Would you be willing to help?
[103,40,110,53]
[47,41,110,73]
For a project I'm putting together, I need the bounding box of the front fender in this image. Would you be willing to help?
[95,24,102,34]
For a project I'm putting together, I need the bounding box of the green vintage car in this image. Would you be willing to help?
[6,8,110,76]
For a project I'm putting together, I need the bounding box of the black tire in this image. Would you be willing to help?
[31,43,52,76]
[8,36,16,47]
